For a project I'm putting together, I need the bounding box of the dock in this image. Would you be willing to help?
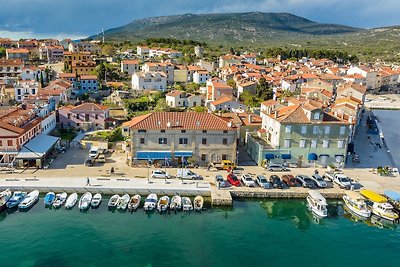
[211,188,233,206]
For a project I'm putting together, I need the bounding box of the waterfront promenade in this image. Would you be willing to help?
[365,94,400,110]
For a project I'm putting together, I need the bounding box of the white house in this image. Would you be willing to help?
[347,66,377,90]
[121,59,139,75]
[193,71,210,84]
[40,111,57,135]
[131,71,167,91]
[137,46,150,56]
[21,66,46,82]
[165,90,202,108]
[14,80,39,102]
[209,97,247,112]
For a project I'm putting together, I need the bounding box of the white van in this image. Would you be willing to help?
[89,146,99,159]
[176,169,202,180]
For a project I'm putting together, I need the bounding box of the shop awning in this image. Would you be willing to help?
[136,151,172,160]
[281,154,291,160]
[308,153,318,161]
[16,134,60,159]
[265,153,275,160]
[174,151,193,157]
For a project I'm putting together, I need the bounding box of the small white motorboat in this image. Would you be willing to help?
[371,202,399,222]
[0,189,12,212]
[157,196,170,213]
[91,193,102,208]
[193,195,204,211]
[343,191,371,219]
[307,191,328,218]
[78,192,92,211]
[170,195,182,211]
[117,194,130,210]
[143,194,158,211]
[65,193,78,209]
[128,195,141,211]
[108,194,120,208]
[53,192,68,209]
[18,190,39,210]
[182,197,193,212]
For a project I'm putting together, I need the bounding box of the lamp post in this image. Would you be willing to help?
[147,165,151,184]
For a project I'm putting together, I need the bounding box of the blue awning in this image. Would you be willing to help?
[384,190,400,201]
[308,153,318,161]
[281,154,291,160]
[136,151,171,160]
[265,153,275,160]
[174,151,193,157]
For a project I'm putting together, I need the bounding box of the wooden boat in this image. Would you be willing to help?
[170,195,182,211]
[143,194,157,211]
[108,194,120,208]
[78,192,92,211]
[128,195,141,211]
[182,197,193,212]
[6,191,27,209]
[53,192,68,209]
[342,191,371,219]
[91,193,102,208]
[18,190,39,210]
[65,193,78,209]
[360,189,399,222]
[157,196,170,213]
[0,189,12,212]
[43,192,55,207]
[193,196,204,211]
[117,194,130,210]
[306,191,328,218]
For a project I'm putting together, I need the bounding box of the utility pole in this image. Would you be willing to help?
[102,28,105,44]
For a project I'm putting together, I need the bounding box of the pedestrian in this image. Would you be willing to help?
[110,167,115,174]
[86,177,91,186]
[314,169,319,175]
[207,164,211,171]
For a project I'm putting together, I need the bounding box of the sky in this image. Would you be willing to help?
[0,0,399,40]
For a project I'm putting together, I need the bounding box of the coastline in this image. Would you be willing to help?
[365,94,400,110]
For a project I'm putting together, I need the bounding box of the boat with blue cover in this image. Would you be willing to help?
[44,192,56,207]
[6,191,27,209]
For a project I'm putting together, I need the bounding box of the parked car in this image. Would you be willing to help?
[269,175,283,189]
[227,173,241,187]
[295,175,314,188]
[311,174,327,188]
[215,174,226,188]
[241,174,255,187]
[266,163,288,172]
[176,169,202,180]
[333,174,352,189]
[97,154,106,163]
[256,175,271,189]
[151,169,171,179]
[281,174,298,187]
[84,157,94,167]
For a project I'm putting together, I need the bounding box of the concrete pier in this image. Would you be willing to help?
[211,188,233,206]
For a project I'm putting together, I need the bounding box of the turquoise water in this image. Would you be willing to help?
[1,199,400,267]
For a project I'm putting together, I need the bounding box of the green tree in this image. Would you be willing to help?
[101,44,116,56]
[0,47,5,58]
[154,98,169,111]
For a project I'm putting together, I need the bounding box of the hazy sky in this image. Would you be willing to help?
[0,0,399,39]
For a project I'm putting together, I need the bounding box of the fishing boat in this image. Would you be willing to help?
[157,196,170,213]
[170,195,182,211]
[342,191,371,219]
[360,189,399,222]
[44,192,55,207]
[65,193,78,209]
[143,194,157,211]
[384,190,400,214]
[53,192,68,209]
[78,192,92,211]
[6,191,27,209]
[117,194,130,210]
[18,190,39,210]
[0,189,12,212]
[306,191,328,218]
[128,195,141,211]
[91,193,102,208]
[193,196,204,211]
[108,194,120,208]
[182,197,193,212]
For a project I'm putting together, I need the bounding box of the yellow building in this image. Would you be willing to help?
[72,60,97,76]
[63,51,91,72]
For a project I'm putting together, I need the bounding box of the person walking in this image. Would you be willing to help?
[86,177,91,186]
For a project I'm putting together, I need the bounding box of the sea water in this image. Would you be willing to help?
[0,199,399,267]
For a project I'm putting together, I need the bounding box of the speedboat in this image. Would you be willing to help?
[78,192,92,211]
[384,190,400,214]
[53,192,68,209]
[193,195,204,211]
[18,190,39,210]
[91,193,102,208]
[44,192,55,207]
[0,189,12,212]
[117,194,130,210]
[342,191,371,219]
[182,197,193,212]
[6,191,27,209]
[157,196,170,213]
[108,194,120,208]
[128,195,141,211]
[170,195,182,211]
[143,194,157,211]
[65,193,78,209]
[306,191,328,218]
[360,189,399,222]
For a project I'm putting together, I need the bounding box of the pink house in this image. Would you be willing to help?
[58,103,110,131]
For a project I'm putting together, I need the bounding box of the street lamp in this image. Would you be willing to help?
[147,165,151,184]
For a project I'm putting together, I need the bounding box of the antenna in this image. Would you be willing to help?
[102,28,105,44]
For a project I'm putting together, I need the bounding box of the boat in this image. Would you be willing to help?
[342,191,371,219]
[0,189,12,212]
[53,192,68,209]
[108,194,120,208]
[18,190,39,210]
[182,197,193,212]
[128,195,141,211]
[117,194,130,210]
[306,191,328,218]
[157,196,170,213]
[384,190,400,214]
[193,196,204,211]
[170,195,182,211]
[65,193,78,209]
[44,192,55,207]
[78,192,92,211]
[6,191,27,209]
[91,193,102,208]
[143,194,158,211]
[360,189,399,222]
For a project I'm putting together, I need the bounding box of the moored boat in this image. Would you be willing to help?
[44,192,55,207]
[143,194,157,211]
[342,191,371,219]
[108,194,120,208]
[170,195,182,211]
[128,195,141,211]
[18,190,39,210]
[360,189,399,222]
[65,193,78,209]
[91,193,102,208]
[157,196,170,213]
[78,192,92,211]
[53,192,68,209]
[306,191,328,218]
[6,191,27,209]
[384,190,400,214]
[193,196,204,211]
[182,197,193,212]
[0,189,12,212]
[117,194,130,210]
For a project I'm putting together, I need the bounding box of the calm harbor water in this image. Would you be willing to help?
[1,199,399,267]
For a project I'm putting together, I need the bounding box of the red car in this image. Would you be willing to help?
[227,173,241,187]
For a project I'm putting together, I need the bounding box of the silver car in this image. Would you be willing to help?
[311,174,327,188]
[266,163,288,172]
[256,175,271,189]
[151,169,171,179]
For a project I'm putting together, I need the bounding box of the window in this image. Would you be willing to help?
[181,130,186,133]
[223,138,228,145]
[340,126,346,135]
[299,139,306,148]
[223,130,228,133]
[322,140,329,148]
[311,139,317,148]
[179,138,188,145]
[313,112,320,120]
[201,154,206,161]
[161,130,165,133]
[67,114,71,120]
[313,126,319,134]
[140,138,145,144]
[0,140,2,146]
[338,140,345,149]
[222,154,227,160]
[158,138,167,145]
[301,126,307,134]
[202,130,207,133]
[202,138,207,145]
[284,139,291,148]
[7,140,13,146]
[324,126,331,135]
[95,114,98,120]
[138,129,146,133]
[285,125,292,133]
[84,114,89,122]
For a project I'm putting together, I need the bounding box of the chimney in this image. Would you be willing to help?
[248,114,252,123]
[274,111,278,119]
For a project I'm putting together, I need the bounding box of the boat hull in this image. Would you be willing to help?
[307,196,327,218]
[343,197,371,219]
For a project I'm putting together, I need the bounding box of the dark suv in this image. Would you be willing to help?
[269,175,283,189]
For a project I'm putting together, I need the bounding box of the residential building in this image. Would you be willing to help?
[137,46,150,56]
[206,78,234,102]
[40,111,57,135]
[58,103,110,130]
[165,90,202,108]
[218,112,262,145]
[21,66,46,82]
[6,48,29,61]
[68,41,100,53]
[17,40,38,50]
[80,75,98,93]
[209,97,247,112]
[71,60,96,76]
[39,45,64,62]
[63,51,91,72]
[121,59,139,75]
[142,62,174,84]
[193,71,210,84]
[237,80,257,98]
[347,66,377,90]
[0,38,13,48]
[41,80,73,103]
[14,80,39,102]
[0,59,24,79]
[131,71,167,91]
